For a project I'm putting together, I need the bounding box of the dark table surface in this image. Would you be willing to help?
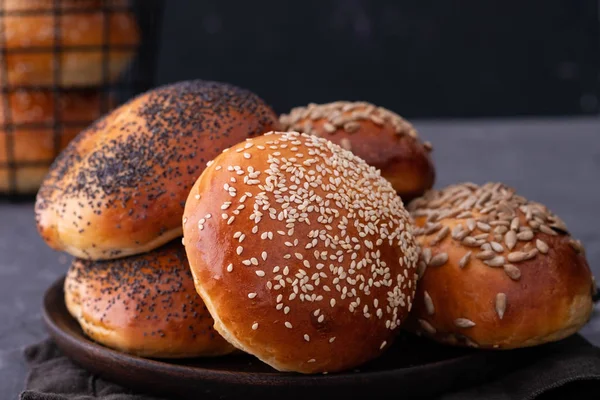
[1,117,599,399]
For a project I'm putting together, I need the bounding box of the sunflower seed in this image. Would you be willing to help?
[503,264,521,280]
[429,253,449,267]
[466,219,476,232]
[517,230,534,241]
[424,291,435,315]
[465,337,480,348]
[417,261,428,279]
[494,225,509,235]
[495,293,507,319]
[430,226,450,246]
[473,233,489,240]
[536,239,549,254]
[569,239,584,254]
[528,220,541,229]
[323,122,337,133]
[484,256,505,267]
[452,225,466,240]
[489,220,509,226]
[456,211,472,219]
[462,237,480,247]
[422,247,432,265]
[524,249,538,260]
[481,243,492,251]
[418,319,436,335]
[425,222,443,235]
[454,318,476,328]
[505,230,517,250]
[507,251,527,263]
[476,222,491,232]
[476,250,496,260]
[459,252,472,268]
[510,217,520,231]
[344,122,360,133]
[491,241,504,253]
[540,224,558,236]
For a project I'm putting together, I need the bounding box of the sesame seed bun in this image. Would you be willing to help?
[182,131,419,374]
[406,182,594,349]
[279,102,435,202]
[35,80,280,260]
[1,0,139,87]
[64,240,236,358]
[0,90,114,193]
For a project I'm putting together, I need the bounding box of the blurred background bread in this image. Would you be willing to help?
[35,80,280,260]
[0,89,113,193]
[65,240,236,358]
[279,101,435,202]
[1,0,139,87]
[182,131,419,374]
[406,182,594,349]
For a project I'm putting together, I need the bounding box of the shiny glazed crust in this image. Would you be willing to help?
[182,131,419,373]
[64,241,236,358]
[35,80,280,260]
[406,182,594,349]
[279,101,435,202]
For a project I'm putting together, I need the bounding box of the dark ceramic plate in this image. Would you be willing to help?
[43,276,513,400]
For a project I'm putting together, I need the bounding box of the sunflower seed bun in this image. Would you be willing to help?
[1,90,114,193]
[406,182,594,349]
[1,0,139,87]
[279,101,435,202]
[65,241,236,358]
[182,131,419,374]
[35,80,280,260]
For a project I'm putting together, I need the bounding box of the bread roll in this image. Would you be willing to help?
[65,240,236,358]
[35,80,280,260]
[1,0,139,86]
[1,90,113,193]
[406,182,594,349]
[280,101,435,202]
[182,131,419,374]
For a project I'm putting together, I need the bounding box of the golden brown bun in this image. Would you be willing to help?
[406,182,594,349]
[0,90,114,193]
[64,240,236,358]
[1,0,139,86]
[35,80,280,260]
[182,131,419,374]
[279,102,435,202]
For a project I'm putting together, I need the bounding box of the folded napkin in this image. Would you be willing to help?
[20,333,600,400]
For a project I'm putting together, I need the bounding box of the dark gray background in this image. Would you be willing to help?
[155,0,600,118]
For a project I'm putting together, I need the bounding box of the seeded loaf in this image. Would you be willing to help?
[406,182,594,349]
[182,131,419,374]
[0,0,139,87]
[1,90,114,193]
[65,240,236,358]
[279,101,435,202]
[35,80,280,260]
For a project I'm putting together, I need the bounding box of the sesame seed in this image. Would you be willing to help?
[236,246,243,255]
[285,322,293,329]
[248,293,257,299]
[256,270,265,277]
[243,153,251,159]
[304,334,310,342]
[380,341,387,350]
[226,263,233,272]
[252,323,259,330]
[329,337,336,343]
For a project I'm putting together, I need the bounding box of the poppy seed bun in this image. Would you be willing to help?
[279,101,435,202]
[1,90,114,193]
[182,131,419,374]
[1,0,139,87]
[35,80,280,260]
[406,182,594,349]
[65,241,236,358]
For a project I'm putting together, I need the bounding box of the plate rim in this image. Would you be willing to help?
[42,274,483,386]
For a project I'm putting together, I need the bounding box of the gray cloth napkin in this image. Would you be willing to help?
[19,334,600,400]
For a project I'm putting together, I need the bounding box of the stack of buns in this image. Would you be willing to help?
[2,0,140,193]
[35,78,596,375]
[36,80,281,357]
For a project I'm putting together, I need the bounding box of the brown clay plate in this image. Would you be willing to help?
[43,276,514,400]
